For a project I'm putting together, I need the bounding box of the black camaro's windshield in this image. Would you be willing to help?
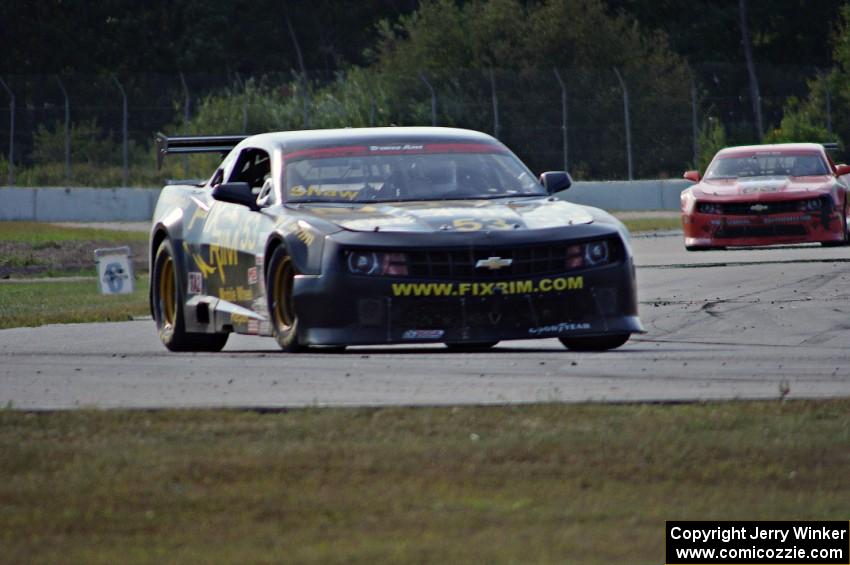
[705,153,830,179]
[283,143,544,203]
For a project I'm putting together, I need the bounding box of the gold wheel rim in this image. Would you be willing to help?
[160,255,176,327]
[272,257,295,331]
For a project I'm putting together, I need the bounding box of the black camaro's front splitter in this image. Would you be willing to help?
[291,260,642,346]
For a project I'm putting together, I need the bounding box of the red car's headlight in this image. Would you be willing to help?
[800,197,825,211]
[697,202,722,214]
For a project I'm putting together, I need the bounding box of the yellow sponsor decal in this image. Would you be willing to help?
[391,276,583,297]
[295,226,316,246]
[290,184,359,201]
[219,286,253,302]
[192,252,217,279]
[198,244,238,283]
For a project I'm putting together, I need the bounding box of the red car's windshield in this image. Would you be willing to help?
[705,152,830,179]
[282,143,544,203]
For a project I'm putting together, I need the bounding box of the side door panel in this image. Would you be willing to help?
[193,147,275,334]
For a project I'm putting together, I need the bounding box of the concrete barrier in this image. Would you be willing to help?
[0,180,690,222]
[555,179,689,211]
[0,187,161,222]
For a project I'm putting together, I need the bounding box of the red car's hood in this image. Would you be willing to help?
[694,176,834,199]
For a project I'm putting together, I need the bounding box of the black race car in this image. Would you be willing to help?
[150,127,643,352]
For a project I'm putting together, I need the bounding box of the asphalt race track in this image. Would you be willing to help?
[2,233,850,409]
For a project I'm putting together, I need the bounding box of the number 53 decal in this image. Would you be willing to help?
[452,218,516,231]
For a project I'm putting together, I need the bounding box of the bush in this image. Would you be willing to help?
[696,117,727,172]
[32,119,121,166]
[764,92,840,147]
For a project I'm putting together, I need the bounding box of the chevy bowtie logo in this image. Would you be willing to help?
[750,204,769,212]
[475,257,513,270]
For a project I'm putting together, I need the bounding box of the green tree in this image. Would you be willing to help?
[177,0,692,178]
[365,0,692,177]
[696,117,728,171]
[765,4,848,157]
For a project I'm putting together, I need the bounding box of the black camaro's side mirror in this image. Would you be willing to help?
[539,171,573,194]
[212,182,259,211]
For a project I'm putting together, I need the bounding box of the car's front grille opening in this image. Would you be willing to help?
[399,239,623,280]
[719,196,830,215]
[714,224,808,238]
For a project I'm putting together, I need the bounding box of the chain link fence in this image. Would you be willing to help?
[0,64,835,187]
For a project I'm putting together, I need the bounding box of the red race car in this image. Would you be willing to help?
[681,143,850,250]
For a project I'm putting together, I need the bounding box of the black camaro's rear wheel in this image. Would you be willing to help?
[559,334,630,351]
[152,239,228,352]
[268,247,304,352]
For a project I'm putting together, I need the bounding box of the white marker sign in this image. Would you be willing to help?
[94,246,134,295]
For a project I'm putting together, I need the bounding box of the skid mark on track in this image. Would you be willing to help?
[699,301,723,318]
[798,321,850,346]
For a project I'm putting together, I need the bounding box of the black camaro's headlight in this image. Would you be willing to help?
[346,250,409,276]
[585,240,609,265]
[566,240,613,269]
[697,202,722,214]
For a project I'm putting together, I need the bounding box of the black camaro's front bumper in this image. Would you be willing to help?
[292,256,642,346]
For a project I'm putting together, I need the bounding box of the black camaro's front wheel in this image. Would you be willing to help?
[152,239,228,352]
[559,334,630,351]
[267,246,304,352]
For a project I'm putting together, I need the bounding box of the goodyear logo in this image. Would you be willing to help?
[391,276,583,297]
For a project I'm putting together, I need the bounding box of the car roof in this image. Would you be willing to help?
[237,127,502,155]
[716,143,826,157]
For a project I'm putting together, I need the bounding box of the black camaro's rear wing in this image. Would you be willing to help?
[156,132,248,169]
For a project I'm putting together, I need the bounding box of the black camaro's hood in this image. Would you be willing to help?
[291,198,595,233]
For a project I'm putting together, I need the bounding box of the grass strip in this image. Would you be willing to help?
[0,400,848,563]
[0,278,149,329]
[0,222,148,244]
[0,217,681,241]
[621,217,682,233]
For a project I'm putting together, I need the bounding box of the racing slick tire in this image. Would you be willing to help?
[444,341,499,351]
[559,334,630,351]
[314,346,347,353]
[267,246,305,352]
[152,239,229,352]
